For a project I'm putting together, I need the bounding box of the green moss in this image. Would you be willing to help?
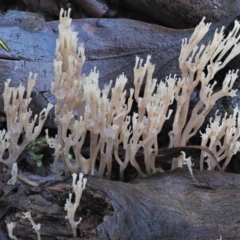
[26,137,47,167]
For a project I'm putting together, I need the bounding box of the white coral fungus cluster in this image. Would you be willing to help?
[0,73,53,183]
[45,9,240,180]
[3,7,240,240]
[64,172,87,239]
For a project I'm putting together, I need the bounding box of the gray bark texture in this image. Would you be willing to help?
[1,169,240,239]
[109,0,240,28]
[0,11,240,129]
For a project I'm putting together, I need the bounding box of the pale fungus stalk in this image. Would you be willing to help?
[46,9,240,180]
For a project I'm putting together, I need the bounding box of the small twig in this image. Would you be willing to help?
[157,145,221,170]
[17,174,39,187]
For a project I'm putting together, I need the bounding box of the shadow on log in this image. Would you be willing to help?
[110,0,240,29]
[1,168,240,239]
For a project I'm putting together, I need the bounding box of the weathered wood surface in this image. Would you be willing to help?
[1,168,240,239]
[1,10,240,128]
[0,7,240,240]
[0,10,187,128]
[2,0,240,29]
[110,0,240,28]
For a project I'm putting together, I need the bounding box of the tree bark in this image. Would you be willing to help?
[1,11,240,129]
[1,168,240,239]
[109,0,240,28]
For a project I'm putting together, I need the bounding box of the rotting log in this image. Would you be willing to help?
[1,168,240,239]
[110,0,240,28]
[1,11,240,129]
[1,0,239,29]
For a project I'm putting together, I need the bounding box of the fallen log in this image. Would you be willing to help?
[1,168,240,239]
[110,0,240,28]
[0,10,240,129]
